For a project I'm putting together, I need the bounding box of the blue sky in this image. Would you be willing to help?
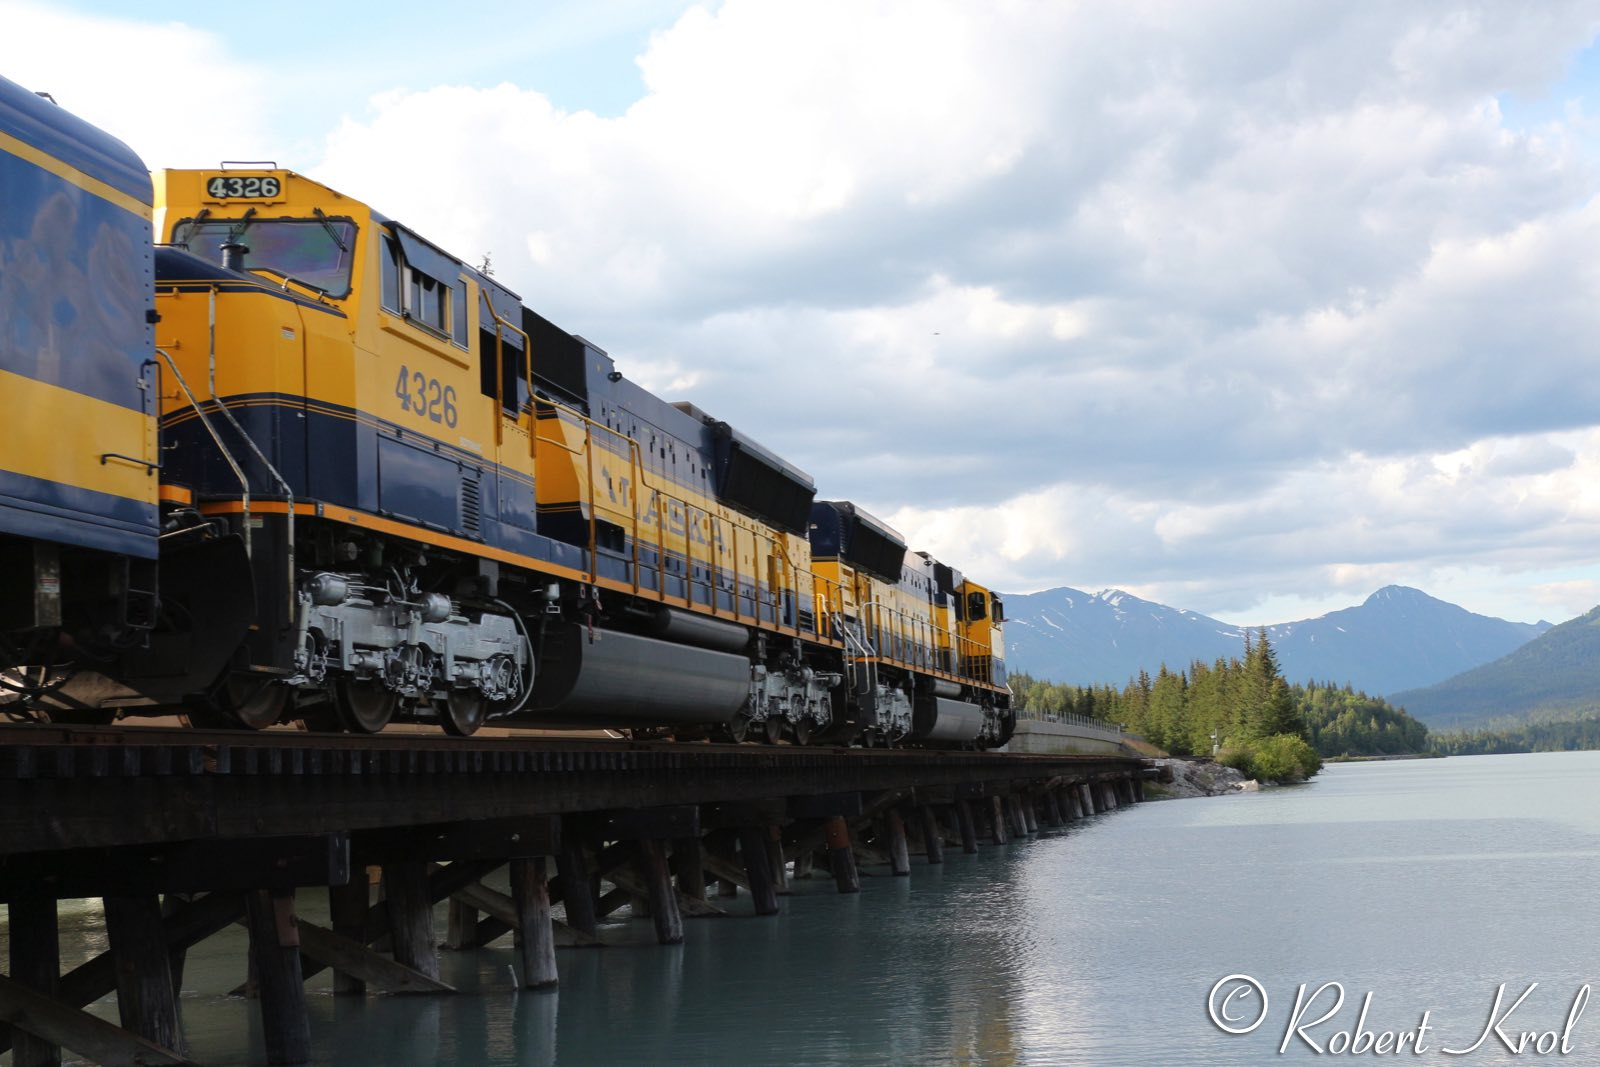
[7,2,1600,628]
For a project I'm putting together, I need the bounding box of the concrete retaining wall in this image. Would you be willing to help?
[1005,718,1128,756]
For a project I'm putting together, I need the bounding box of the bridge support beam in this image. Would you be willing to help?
[919,806,945,864]
[8,894,61,1067]
[244,890,311,1067]
[633,842,684,945]
[103,894,182,1054]
[884,810,912,876]
[671,836,708,904]
[1041,790,1063,828]
[737,828,779,915]
[382,863,438,982]
[327,879,369,995]
[1006,796,1028,838]
[823,817,860,894]
[955,800,979,854]
[447,900,482,950]
[988,797,1009,844]
[510,857,561,985]
[556,834,599,941]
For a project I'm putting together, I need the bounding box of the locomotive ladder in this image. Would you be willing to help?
[830,612,878,696]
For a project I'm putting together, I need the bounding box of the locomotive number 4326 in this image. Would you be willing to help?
[206,175,281,198]
[395,365,458,428]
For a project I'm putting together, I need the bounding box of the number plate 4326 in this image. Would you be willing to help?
[395,365,458,428]
[205,174,282,199]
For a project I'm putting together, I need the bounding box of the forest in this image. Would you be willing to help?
[1428,716,1600,755]
[1010,630,1429,761]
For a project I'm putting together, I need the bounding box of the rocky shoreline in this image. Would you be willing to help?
[1146,758,1258,799]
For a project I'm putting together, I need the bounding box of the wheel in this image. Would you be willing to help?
[441,691,487,736]
[763,715,785,745]
[218,673,290,729]
[722,713,750,743]
[793,716,814,746]
[335,678,396,733]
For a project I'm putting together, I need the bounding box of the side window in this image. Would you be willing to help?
[382,232,466,349]
[479,291,526,414]
[407,270,448,334]
[380,236,402,312]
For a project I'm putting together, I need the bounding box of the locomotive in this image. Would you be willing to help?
[0,74,1013,748]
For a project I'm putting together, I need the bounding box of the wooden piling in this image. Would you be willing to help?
[767,826,789,891]
[884,809,912,876]
[159,893,190,1003]
[509,858,560,986]
[671,835,708,903]
[9,894,60,1067]
[1021,795,1040,833]
[737,827,780,915]
[633,841,685,944]
[955,799,980,853]
[1058,787,1077,820]
[243,890,311,1066]
[918,806,945,865]
[382,862,439,981]
[327,879,369,995]
[1080,782,1097,815]
[103,894,180,1054]
[1103,782,1119,811]
[1133,776,1146,802]
[446,900,482,950]
[822,817,860,894]
[556,838,599,940]
[792,848,815,879]
[1011,795,1030,837]
[1042,789,1063,827]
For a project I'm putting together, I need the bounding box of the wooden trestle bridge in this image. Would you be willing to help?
[0,725,1155,1066]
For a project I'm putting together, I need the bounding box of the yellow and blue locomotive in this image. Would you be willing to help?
[1,77,1012,747]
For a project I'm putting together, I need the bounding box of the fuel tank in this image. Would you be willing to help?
[514,622,749,727]
[913,695,985,743]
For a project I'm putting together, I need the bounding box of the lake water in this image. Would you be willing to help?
[40,751,1600,1064]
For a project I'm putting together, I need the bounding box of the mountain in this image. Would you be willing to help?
[1002,588,1245,689]
[1388,605,1600,730]
[1003,585,1549,696]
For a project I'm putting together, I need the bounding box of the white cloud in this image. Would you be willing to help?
[12,0,1600,625]
[0,2,275,167]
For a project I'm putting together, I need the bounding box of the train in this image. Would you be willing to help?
[0,73,1013,748]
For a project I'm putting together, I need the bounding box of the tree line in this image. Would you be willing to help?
[1012,630,1430,765]
[1429,716,1600,755]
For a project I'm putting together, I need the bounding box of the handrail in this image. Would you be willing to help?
[152,347,253,560]
[207,288,297,615]
[1013,707,1124,735]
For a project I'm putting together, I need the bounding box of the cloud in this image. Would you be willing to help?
[13,1,1600,624]
[0,2,275,167]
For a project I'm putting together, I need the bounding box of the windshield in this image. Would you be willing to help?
[171,217,358,297]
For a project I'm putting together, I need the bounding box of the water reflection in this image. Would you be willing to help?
[16,753,1600,1065]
